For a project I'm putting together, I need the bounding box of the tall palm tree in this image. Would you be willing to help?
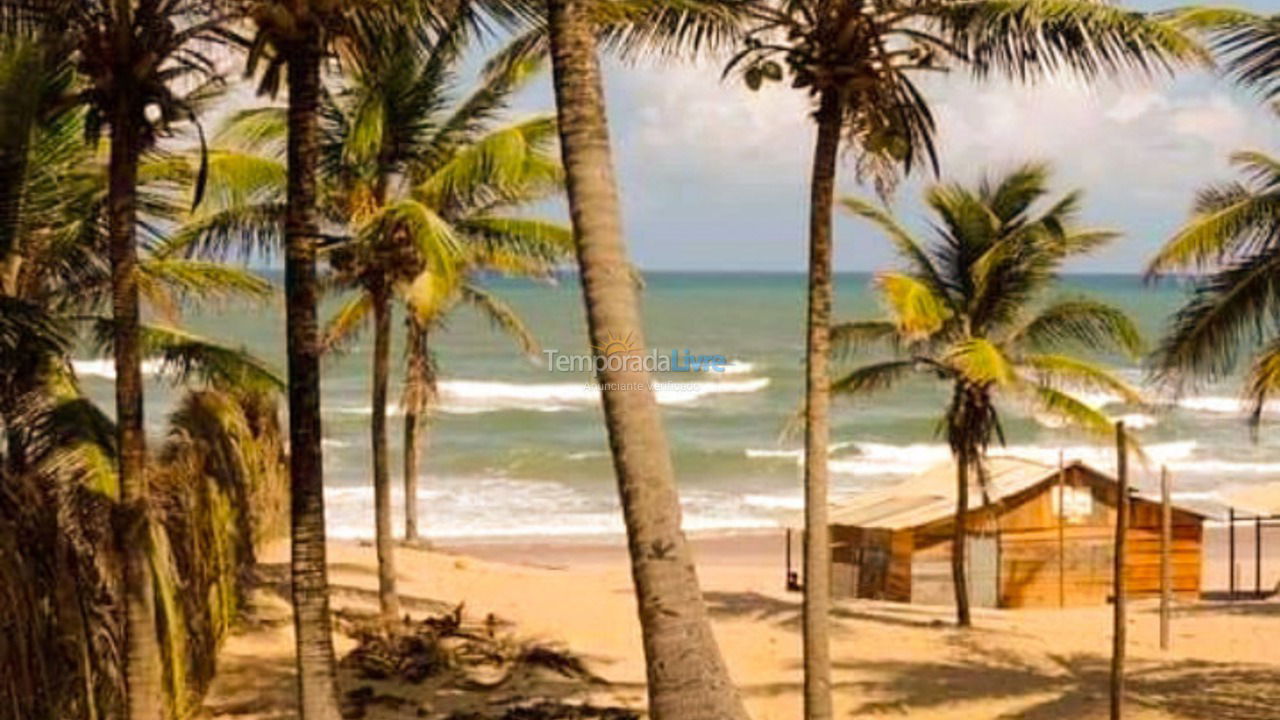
[727,4,1202,714]
[0,3,230,717]
[234,5,428,714]
[544,1,750,718]
[834,164,1144,624]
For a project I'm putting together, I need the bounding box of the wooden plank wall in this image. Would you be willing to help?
[999,467,1203,607]
[893,465,1205,608]
[830,525,914,602]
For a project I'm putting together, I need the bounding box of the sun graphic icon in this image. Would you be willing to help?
[592,331,637,357]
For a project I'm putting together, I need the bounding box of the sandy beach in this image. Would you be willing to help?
[203,529,1280,720]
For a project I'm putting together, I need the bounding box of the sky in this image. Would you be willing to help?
[497,0,1280,274]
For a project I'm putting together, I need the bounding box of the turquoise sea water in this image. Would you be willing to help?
[75,272,1280,540]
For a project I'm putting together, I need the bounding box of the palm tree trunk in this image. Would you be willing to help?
[284,32,342,720]
[952,443,972,628]
[371,287,400,621]
[801,86,842,720]
[402,318,431,544]
[546,2,748,718]
[108,90,165,720]
[402,407,420,543]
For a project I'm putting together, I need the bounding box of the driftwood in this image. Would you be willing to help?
[446,702,639,720]
[337,605,626,720]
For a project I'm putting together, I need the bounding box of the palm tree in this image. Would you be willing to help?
[1147,149,1280,421]
[0,4,230,716]
[1145,11,1280,422]
[0,43,284,714]
[182,24,570,621]
[834,164,1144,627]
[320,24,569,618]
[727,4,1202,714]
[543,1,750,718]
[233,4,430,713]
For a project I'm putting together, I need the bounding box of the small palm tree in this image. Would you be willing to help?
[182,24,571,621]
[727,4,1201,714]
[1146,11,1280,423]
[833,164,1144,627]
[318,28,569,618]
[1147,149,1280,423]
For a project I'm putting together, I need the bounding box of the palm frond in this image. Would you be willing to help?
[1244,334,1280,429]
[597,0,751,61]
[841,195,951,306]
[946,338,1016,386]
[1020,381,1120,438]
[830,359,919,397]
[1020,353,1144,405]
[459,216,574,273]
[939,0,1209,84]
[136,260,273,316]
[1147,154,1280,275]
[322,292,373,356]
[830,320,902,359]
[214,107,288,156]
[1010,299,1144,358]
[88,319,284,393]
[168,203,286,262]
[1182,8,1280,99]
[1150,249,1280,385]
[359,199,463,280]
[416,116,561,213]
[459,283,539,358]
[877,271,952,339]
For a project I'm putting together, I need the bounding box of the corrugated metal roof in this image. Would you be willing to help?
[829,456,1060,530]
[827,455,1210,530]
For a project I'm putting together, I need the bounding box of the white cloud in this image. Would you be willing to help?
[622,61,811,175]
[619,66,1276,197]
[603,61,1279,270]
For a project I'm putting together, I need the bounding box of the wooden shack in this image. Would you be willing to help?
[826,457,1205,608]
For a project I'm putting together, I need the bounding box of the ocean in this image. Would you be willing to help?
[74,272,1280,541]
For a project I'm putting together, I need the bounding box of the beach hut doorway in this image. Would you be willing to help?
[967,533,999,608]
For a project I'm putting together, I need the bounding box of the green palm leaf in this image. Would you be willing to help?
[939,0,1209,82]
[459,283,539,358]
[321,293,373,355]
[88,320,284,393]
[877,271,952,339]
[830,360,920,397]
[946,338,1016,386]
[1020,353,1144,406]
[1010,298,1144,358]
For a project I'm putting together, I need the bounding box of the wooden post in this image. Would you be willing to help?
[1229,508,1236,602]
[1058,451,1066,609]
[1110,422,1128,720]
[1257,516,1263,599]
[1160,466,1171,651]
[786,528,792,590]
